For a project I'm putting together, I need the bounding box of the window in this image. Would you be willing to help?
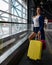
[18,0,22,4]
[0,0,9,12]
[23,14,26,19]
[0,0,27,38]
[23,8,25,13]
[16,5,22,11]
[0,0,28,60]
[0,23,10,38]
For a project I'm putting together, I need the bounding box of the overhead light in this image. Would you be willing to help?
[40,1,43,5]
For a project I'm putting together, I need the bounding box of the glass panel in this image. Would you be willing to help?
[26,14,27,19]
[26,10,27,15]
[4,0,9,2]
[1,13,9,17]
[17,10,22,17]
[23,14,26,19]
[12,16,18,22]
[15,1,19,6]
[18,17,22,23]
[23,19,27,23]
[0,0,27,37]
[12,24,17,34]
[12,9,22,17]
[0,0,9,11]
[0,0,27,58]
[18,0,22,4]
[1,17,8,21]
[0,12,9,21]
[0,23,11,38]
[12,23,27,35]
[22,24,27,30]
[16,5,22,11]
[23,8,25,13]
[0,23,27,38]
[12,7,19,16]
[12,16,23,23]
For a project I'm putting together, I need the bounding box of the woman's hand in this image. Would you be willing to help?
[38,31,41,40]
[38,31,41,35]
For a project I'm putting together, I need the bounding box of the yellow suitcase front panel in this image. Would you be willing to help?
[27,40,42,60]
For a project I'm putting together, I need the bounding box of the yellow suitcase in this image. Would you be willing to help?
[27,40,42,60]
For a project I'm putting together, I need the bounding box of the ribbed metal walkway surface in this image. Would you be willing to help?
[18,49,52,65]
[18,30,52,65]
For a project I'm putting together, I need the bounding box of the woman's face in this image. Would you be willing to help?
[36,7,41,14]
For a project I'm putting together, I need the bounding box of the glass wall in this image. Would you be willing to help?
[0,1,28,63]
[0,0,27,38]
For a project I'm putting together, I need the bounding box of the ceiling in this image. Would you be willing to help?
[33,0,52,19]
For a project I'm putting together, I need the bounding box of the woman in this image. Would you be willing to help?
[29,6,45,40]
[44,17,48,29]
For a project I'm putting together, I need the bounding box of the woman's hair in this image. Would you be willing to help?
[35,6,42,15]
[36,6,42,11]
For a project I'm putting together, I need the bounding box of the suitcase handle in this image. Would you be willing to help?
[35,34,41,40]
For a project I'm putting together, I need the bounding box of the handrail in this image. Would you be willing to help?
[0,21,27,24]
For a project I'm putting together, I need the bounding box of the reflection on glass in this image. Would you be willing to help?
[12,24,27,34]
[0,23,27,38]
[0,0,27,38]
[18,0,22,4]
[16,5,22,11]
[0,0,9,11]
[23,8,25,13]
[23,14,26,19]
[1,13,9,17]
[0,23,10,39]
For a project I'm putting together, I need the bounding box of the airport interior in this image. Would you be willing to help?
[0,0,52,65]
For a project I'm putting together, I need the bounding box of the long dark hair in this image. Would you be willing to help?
[35,6,42,15]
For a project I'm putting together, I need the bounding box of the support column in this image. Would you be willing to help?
[27,0,34,32]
